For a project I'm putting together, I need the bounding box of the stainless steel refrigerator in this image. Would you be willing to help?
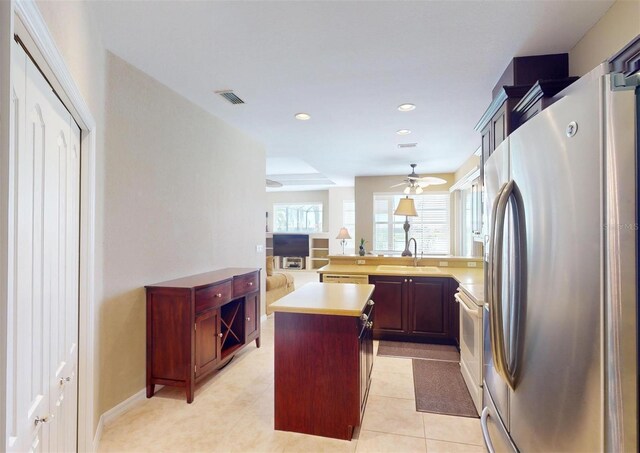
[482,63,638,452]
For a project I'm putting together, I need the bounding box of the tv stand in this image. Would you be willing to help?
[283,257,305,270]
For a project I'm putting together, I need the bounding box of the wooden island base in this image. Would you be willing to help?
[272,283,375,441]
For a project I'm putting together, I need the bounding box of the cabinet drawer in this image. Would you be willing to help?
[233,272,259,297]
[195,281,232,313]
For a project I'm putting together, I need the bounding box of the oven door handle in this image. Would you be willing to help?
[454,293,480,318]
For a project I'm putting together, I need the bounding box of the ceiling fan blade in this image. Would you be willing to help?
[266,179,283,188]
[416,176,447,185]
[389,182,406,188]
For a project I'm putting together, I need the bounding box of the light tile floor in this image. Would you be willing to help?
[99,316,483,452]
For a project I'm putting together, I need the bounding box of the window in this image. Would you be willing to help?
[342,200,355,253]
[273,203,323,233]
[373,193,450,255]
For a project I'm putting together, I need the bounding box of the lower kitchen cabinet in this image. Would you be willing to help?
[369,275,457,344]
[409,277,450,338]
[367,276,406,334]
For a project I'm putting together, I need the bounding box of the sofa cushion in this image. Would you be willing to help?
[267,256,276,276]
[266,273,289,291]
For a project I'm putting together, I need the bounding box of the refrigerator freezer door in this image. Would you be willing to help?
[508,71,603,451]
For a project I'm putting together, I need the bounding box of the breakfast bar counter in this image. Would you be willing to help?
[272,282,375,440]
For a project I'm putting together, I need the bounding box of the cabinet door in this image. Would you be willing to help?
[369,276,406,334]
[245,291,259,340]
[195,310,220,378]
[492,104,507,150]
[409,277,449,337]
[480,123,491,184]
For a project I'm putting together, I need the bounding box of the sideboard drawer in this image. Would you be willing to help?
[234,271,259,297]
[196,281,232,313]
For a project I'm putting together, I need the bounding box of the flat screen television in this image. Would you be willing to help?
[273,234,309,257]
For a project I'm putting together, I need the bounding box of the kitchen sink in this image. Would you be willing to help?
[376,265,441,273]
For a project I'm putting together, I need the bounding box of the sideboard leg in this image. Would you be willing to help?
[255,337,261,348]
[146,384,155,398]
[186,382,194,404]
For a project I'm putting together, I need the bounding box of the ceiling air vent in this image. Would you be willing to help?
[215,90,245,105]
[398,143,418,149]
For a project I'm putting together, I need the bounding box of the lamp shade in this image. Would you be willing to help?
[336,227,352,240]
[394,197,418,217]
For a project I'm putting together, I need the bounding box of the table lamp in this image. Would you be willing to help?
[336,227,351,255]
[394,196,418,256]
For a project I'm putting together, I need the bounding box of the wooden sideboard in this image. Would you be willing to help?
[145,268,261,403]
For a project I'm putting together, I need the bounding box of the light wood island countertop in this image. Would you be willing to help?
[270,282,375,316]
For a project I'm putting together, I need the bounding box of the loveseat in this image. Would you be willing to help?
[265,256,295,314]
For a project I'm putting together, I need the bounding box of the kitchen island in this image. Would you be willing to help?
[271,282,375,440]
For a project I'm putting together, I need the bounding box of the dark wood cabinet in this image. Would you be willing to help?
[274,300,375,440]
[367,276,406,334]
[195,309,220,378]
[245,291,260,341]
[146,268,261,403]
[477,53,572,185]
[409,277,449,338]
[512,77,578,128]
[369,275,457,344]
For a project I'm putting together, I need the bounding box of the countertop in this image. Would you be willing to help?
[270,282,375,317]
[318,264,484,304]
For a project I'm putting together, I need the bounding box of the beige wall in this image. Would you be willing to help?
[454,153,480,184]
[33,1,266,433]
[35,0,107,434]
[102,53,265,417]
[266,190,329,232]
[328,187,356,254]
[569,0,640,76]
[354,174,454,250]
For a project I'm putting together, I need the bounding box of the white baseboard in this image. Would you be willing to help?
[260,314,268,323]
[92,387,148,451]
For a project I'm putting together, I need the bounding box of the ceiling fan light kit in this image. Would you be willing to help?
[391,163,447,194]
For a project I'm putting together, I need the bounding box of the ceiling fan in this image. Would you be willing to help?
[266,178,283,188]
[390,163,446,194]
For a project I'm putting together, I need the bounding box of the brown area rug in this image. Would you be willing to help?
[377,340,460,362]
[412,359,479,418]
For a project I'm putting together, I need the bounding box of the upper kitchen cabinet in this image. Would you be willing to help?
[476,53,570,183]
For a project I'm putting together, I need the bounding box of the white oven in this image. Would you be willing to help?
[456,288,483,414]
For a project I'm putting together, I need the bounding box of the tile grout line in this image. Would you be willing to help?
[359,427,427,440]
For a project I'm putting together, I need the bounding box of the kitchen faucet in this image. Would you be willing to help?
[407,238,418,266]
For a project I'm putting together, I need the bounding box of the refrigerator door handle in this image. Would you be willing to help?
[491,179,517,390]
[487,182,506,321]
[480,407,496,453]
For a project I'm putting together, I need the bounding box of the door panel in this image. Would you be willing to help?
[508,73,602,451]
[369,277,405,333]
[245,291,259,340]
[410,278,448,337]
[195,310,221,377]
[10,42,80,452]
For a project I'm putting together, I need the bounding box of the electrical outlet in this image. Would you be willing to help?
[357,259,366,265]
[256,244,264,253]
[467,261,477,267]
[439,261,449,267]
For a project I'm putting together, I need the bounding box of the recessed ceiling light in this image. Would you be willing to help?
[295,113,311,121]
[398,103,416,112]
[396,129,412,135]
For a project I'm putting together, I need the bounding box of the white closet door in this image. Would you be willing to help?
[9,41,80,453]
